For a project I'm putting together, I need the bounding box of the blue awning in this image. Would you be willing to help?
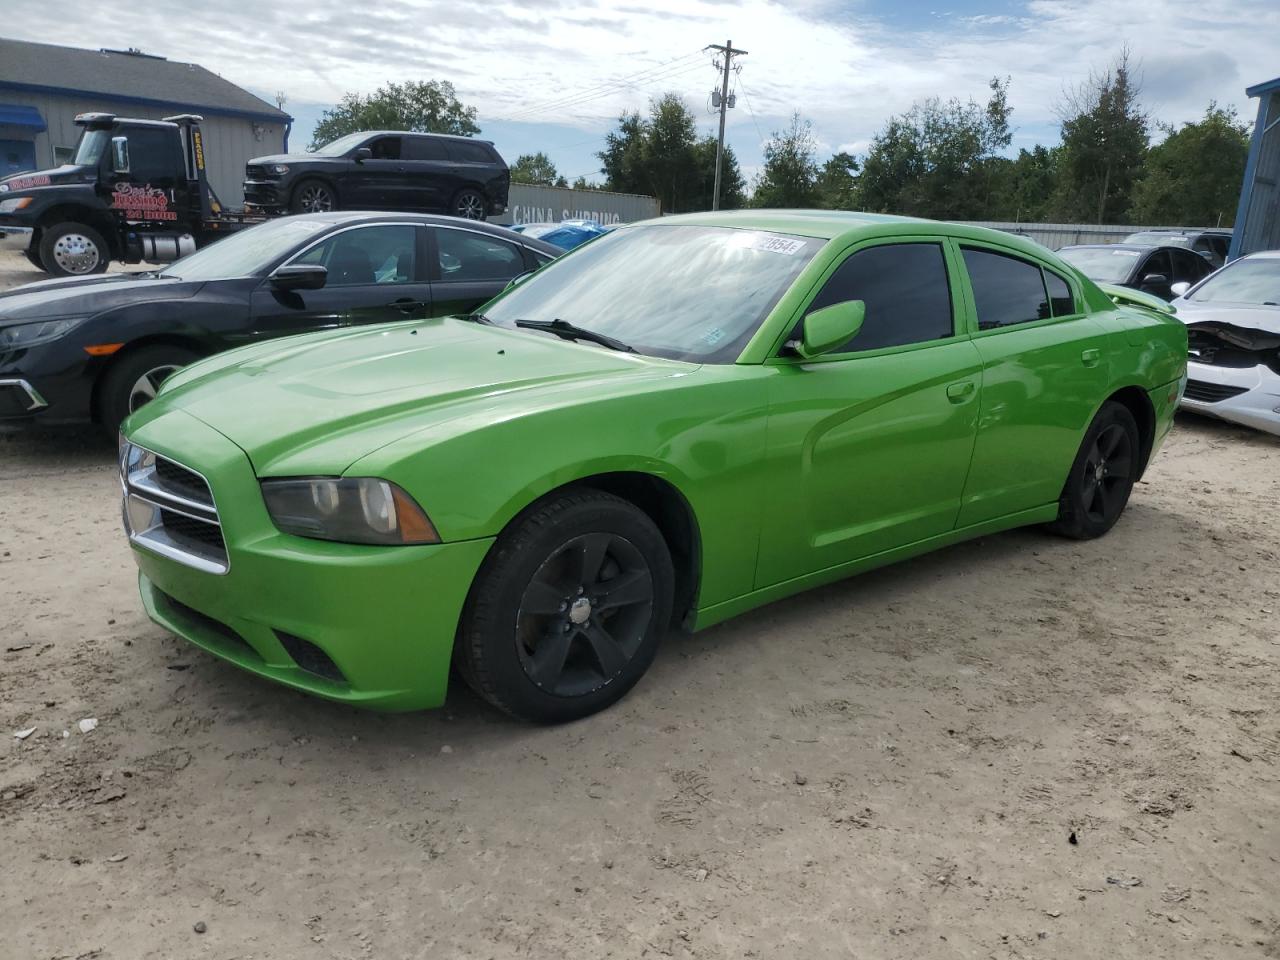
[0,104,46,131]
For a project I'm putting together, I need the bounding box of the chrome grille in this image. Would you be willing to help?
[120,443,227,574]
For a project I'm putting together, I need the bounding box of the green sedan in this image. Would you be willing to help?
[119,211,1187,722]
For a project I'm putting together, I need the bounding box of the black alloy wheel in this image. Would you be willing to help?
[1046,400,1140,540]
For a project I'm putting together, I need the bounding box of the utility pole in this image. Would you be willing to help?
[706,40,747,211]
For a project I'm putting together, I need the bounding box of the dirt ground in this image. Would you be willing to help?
[1,242,1278,959]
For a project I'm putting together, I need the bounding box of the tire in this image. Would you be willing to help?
[99,345,200,434]
[38,222,109,277]
[456,490,674,723]
[1045,401,1141,540]
[452,188,487,220]
[290,179,337,214]
[24,244,43,269]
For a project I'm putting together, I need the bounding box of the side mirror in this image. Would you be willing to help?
[796,300,865,359]
[110,136,130,174]
[353,147,372,163]
[1169,281,1190,298]
[269,264,328,291]
[1141,273,1168,286]
[505,270,535,290]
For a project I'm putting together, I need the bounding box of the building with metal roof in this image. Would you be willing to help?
[1230,76,1280,260]
[0,37,291,207]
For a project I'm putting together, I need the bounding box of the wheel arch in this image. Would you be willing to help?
[36,206,121,257]
[90,334,209,424]
[494,470,703,631]
[1103,384,1157,479]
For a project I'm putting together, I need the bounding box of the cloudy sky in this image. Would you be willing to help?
[6,0,1277,183]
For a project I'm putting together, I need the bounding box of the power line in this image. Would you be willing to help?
[500,51,706,121]
[736,77,766,143]
[503,61,709,122]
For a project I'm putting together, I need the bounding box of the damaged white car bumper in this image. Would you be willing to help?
[1182,360,1280,435]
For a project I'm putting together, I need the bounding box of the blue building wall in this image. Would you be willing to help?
[1230,77,1280,260]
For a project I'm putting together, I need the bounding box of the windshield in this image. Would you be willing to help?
[310,133,370,157]
[1125,232,1191,248]
[1058,247,1141,283]
[1187,258,1280,306]
[73,129,110,166]
[483,224,823,362]
[160,218,331,281]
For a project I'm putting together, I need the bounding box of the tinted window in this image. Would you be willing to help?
[292,225,417,286]
[367,136,401,160]
[962,248,1050,329]
[405,137,449,161]
[1141,249,1173,282]
[436,229,524,281]
[447,141,496,164]
[804,243,953,352]
[1171,249,1210,283]
[1045,270,1075,316]
[126,128,180,183]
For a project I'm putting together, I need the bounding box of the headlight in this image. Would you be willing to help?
[260,477,440,545]
[0,316,88,349]
[0,183,9,193]
[0,196,32,212]
[271,164,289,175]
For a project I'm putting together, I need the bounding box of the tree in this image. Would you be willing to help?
[597,94,741,211]
[310,80,479,149]
[510,151,567,187]
[855,77,1012,219]
[816,152,859,210]
[1131,103,1250,226]
[1054,51,1149,223]
[751,113,820,208]
[988,145,1061,222]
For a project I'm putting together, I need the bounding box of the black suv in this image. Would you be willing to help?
[244,131,509,220]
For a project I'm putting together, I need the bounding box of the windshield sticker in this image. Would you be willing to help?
[751,234,808,256]
[700,327,727,346]
[1111,250,1140,257]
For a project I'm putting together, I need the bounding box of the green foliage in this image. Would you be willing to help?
[310,80,479,150]
[1131,104,1250,227]
[597,94,745,211]
[1054,51,1149,223]
[855,77,1013,219]
[510,151,567,187]
[751,113,821,208]
[816,152,860,210]
[987,146,1061,222]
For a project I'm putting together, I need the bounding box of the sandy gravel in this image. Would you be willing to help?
[1,244,1278,959]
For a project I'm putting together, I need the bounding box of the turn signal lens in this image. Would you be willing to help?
[84,343,124,356]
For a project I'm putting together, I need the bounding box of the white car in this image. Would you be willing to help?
[1171,251,1280,436]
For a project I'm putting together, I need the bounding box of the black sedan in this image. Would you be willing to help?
[1057,243,1214,301]
[0,212,560,433]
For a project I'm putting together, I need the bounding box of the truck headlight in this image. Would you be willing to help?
[0,196,33,212]
[271,164,289,175]
[260,477,440,545]
[0,316,88,349]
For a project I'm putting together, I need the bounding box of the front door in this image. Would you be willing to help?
[343,136,410,210]
[428,225,532,317]
[247,223,430,339]
[953,243,1109,526]
[100,124,185,223]
[755,239,984,587]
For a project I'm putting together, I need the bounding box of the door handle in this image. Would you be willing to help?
[945,380,976,403]
[1081,348,1101,367]
[390,298,427,314]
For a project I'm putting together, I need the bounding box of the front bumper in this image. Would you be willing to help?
[1180,360,1280,436]
[242,180,285,209]
[125,410,494,711]
[0,377,48,417]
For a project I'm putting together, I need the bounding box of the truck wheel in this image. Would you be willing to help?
[291,180,336,214]
[24,245,43,269]
[99,345,199,434]
[452,188,487,220]
[39,222,110,277]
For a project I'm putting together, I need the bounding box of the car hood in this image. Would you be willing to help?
[144,317,695,476]
[248,153,308,165]
[0,274,202,322]
[0,163,93,192]
[1172,300,1280,336]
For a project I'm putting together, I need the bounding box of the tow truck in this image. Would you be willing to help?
[0,113,263,277]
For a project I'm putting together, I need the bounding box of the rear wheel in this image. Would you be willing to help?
[1046,401,1140,540]
[456,490,673,723]
[291,179,336,214]
[99,345,199,434]
[452,188,486,220]
[38,222,109,277]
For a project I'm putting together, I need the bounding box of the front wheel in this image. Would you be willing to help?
[98,345,199,434]
[1045,401,1141,540]
[456,490,674,723]
[452,188,487,220]
[291,179,337,214]
[39,222,109,277]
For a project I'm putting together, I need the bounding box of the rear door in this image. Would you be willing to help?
[427,225,531,317]
[400,136,453,211]
[755,238,984,587]
[953,244,1108,527]
[247,222,430,338]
